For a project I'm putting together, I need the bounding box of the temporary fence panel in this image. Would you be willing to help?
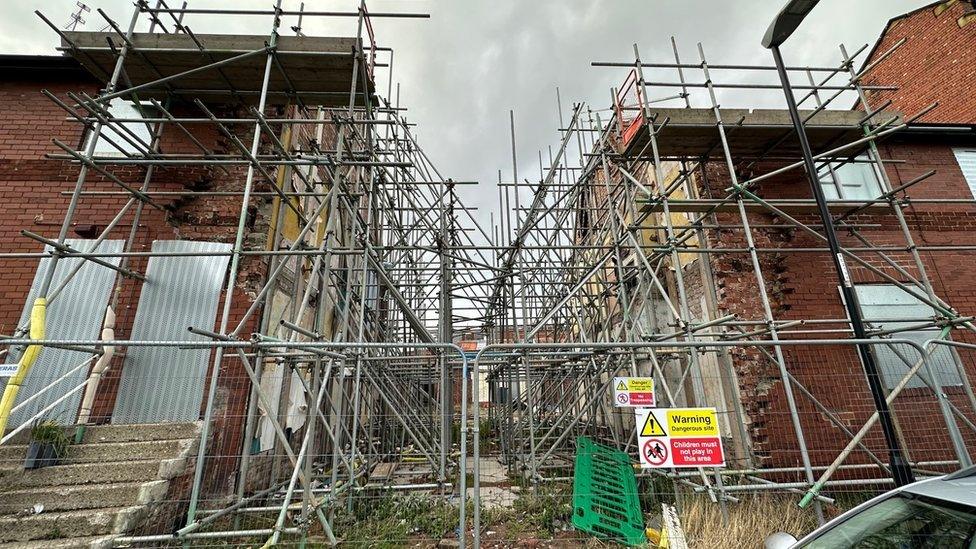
[571,436,647,546]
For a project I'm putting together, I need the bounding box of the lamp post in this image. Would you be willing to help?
[763,0,916,487]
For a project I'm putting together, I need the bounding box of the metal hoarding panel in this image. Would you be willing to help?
[111,240,231,424]
[3,240,123,427]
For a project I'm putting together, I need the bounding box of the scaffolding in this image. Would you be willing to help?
[0,0,497,546]
[1,1,975,547]
[477,36,976,541]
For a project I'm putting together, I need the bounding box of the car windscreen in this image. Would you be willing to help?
[802,494,976,549]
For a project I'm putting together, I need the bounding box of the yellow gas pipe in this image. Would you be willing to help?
[0,298,46,435]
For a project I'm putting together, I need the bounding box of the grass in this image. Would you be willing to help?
[508,485,574,538]
[331,492,458,548]
[678,494,820,549]
[473,483,579,545]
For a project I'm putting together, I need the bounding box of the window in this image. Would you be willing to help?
[953,148,976,198]
[803,494,976,548]
[818,157,883,200]
[85,99,154,156]
[855,284,961,390]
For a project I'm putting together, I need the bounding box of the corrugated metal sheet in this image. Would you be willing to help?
[953,148,976,197]
[111,240,232,424]
[3,240,123,427]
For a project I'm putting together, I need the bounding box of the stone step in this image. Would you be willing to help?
[0,459,186,488]
[0,535,115,549]
[0,481,168,515]
[2,422,201,445]
[0,507,144,543]
[0,438,196,466]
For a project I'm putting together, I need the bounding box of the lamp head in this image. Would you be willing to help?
[762,0,821,48]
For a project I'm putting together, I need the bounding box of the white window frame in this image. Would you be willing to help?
[952,147,976,199]
[818,156,883,201]
[852,284,962,390]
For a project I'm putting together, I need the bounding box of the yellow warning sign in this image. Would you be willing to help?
[616,380,627,391]
[629,378,653,392]
[666,409,719,437]
[640,410,667,437]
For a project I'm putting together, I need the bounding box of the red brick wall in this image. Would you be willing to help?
[862,0,976,124]
[682,0,976,473]
[0,71,294,495]
[695,139,976,471]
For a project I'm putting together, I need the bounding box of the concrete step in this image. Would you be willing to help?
[0,458,188,488]
[3,422,201,445]
[0,481,168,515]
[0,438,197,466]
[0,535,115,549]
[0,507,145,543]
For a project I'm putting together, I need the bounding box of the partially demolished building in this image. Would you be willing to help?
[482,0,976,527]
[0,0,974,547]
[0,3,489,546]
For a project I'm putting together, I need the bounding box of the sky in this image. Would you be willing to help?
[1,0,926,234]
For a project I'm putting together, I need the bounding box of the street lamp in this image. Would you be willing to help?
[761,0,820,49]
[762,0,916,487]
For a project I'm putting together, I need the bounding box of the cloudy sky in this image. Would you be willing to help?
[1,0,924,233]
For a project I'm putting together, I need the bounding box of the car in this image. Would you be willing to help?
[765,466,976,548]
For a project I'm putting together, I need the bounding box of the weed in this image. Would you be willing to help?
[678,494,820,549]
[510,484,574,538]
[332,491,458,548]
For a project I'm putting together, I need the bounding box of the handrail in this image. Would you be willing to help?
[8,356,95,416]
[0,298,47,436]
[614,68,644,147]
[0,376,90,445]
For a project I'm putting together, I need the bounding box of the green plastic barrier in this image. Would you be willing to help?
[571,436,647,546]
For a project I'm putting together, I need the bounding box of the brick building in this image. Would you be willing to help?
[0,7,475,541]
[685,0,976,470]
[0,46,349,497]
[556,0,976,474]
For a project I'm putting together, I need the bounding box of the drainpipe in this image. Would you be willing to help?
[75,306,116,439]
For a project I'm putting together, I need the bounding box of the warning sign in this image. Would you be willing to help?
[640,410,667,437]
[612,377,655,407]
[642,438,669,466]
[667,409,719,437]
[636,407,725,469]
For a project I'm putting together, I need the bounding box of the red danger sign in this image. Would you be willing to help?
[629,392,653,405]
[671,437,724,467]
[613,377,655,408]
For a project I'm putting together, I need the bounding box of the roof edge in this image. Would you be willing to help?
[0,54,91,79]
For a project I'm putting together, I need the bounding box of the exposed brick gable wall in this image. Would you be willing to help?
[862,0,976,124]
[690,140,976,469]
[660,2,976,470]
